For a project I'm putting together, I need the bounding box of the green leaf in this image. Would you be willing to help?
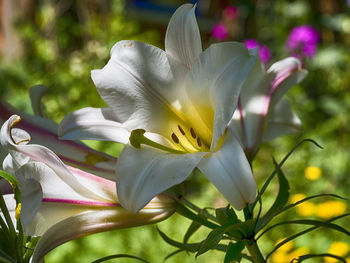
[226,220,255,239]
[196,227,226,257]
[175,202,219,229]
[183,220,201,244]
[164,249,184,262]
[265,213,350,259]
[91,254,148,263]
[278,193,347,215]
[224,241,245,263]
[157,227,200,253]
[255,160,290,232]
[292,253,346,262]
[216,206,240,226]
[252,139,322,211]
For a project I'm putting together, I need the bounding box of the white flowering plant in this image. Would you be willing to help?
[0,3,349,263]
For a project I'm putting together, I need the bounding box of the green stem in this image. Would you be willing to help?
[246,239,266,263]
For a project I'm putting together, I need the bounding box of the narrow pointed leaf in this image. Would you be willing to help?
[164,249,184,262]
[157,227,200,253]
[278,193,347,215]
[255,160,289,231]
[265,213,350,259]
[252,139,322,210]
[183,220,201,243]
[91,254,148,263]
[224,241,245,263]
[196,227,226,257]
[216,206,240,226]
[175,202,219,229]
[294,253,346,263]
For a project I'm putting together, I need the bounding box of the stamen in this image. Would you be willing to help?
[190,128,197,139]
[171,133,180,144]
[178,125,186,135]
[197,137,202,147]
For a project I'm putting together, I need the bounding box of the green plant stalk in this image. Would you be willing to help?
[245,239,265,263]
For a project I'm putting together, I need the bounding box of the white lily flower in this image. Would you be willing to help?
[0,91,117,180]
[230,57,307,159]
[1,115,176,263]
[59,4,258,212]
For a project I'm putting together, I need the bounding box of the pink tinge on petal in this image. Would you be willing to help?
[67,165,115,188]
[42,198,120,207]
[224,6,238,20]
[212,24,228,40]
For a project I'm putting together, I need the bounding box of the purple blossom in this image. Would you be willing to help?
[244,39,271,67]
[224,6,238,20]
[212,24,228,40]
[286,25,319,58]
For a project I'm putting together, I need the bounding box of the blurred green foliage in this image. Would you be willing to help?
[1,0,350,262]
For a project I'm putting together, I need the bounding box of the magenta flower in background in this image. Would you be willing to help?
[244,39,271,67]
[286,25,319,58]
[224,6,238,20]
[212,23,228,40]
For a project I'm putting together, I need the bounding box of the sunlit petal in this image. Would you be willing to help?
[59,107,130,144]
[165,4,202,69]
[186,42,257,149]
[116,145,205,213]
[198,129,256,210]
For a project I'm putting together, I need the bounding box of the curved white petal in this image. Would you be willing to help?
[185,42,257,149]
[31,206,174,263]
[165,4,202,69]
[198,129,256,210]
[116,145,205,213]
[1,101,117,179]
[92,40,183,136]
[1,116,111,201]
[59,107,130,144]
[263,98,302,141]
[268,57,308,106]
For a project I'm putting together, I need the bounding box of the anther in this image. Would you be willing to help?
[171,133,180,144]
[178,125,186,135]
[197,137,202,147]
[190,128,197,139]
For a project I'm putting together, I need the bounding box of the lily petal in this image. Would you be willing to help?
[31,205,174,263]
[91,40,184,137]
[165,4,202,70]
[268,57,307,107]
[0,101,117,179]
[198,129,256,210]
[186,42,257,149]
[1,116,111,201]
[59,107,130,144]
[263,98,302,141]
[116,144,205,212]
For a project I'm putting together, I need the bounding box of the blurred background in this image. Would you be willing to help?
[0,0,350,262]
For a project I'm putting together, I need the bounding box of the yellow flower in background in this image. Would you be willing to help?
[316,201,347,219]
[296,201,316,217]
[271,251,291,263]
[290,193,306,203]
[304,166,322,180]
[271,239,294,263]
[290,194,315,217]
[325,241,350,263]
[289,247,310,261]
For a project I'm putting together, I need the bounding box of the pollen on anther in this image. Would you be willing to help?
[171,133,180,144]
[197,137,202,147]
[190,128,197,138]
[178,125,186,135]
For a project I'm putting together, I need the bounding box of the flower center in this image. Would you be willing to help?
[169,124,210,153]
